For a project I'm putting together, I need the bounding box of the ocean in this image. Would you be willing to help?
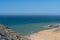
[0,16,60,35]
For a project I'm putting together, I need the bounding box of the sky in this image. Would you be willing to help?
[0,0,60,15]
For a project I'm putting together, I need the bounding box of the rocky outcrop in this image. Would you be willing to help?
[48,24,60,28]
[0,24,30,40]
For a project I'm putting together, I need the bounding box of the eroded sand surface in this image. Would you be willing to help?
[30,28,60,40]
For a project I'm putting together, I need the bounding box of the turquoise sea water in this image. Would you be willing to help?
[0,16,60,35]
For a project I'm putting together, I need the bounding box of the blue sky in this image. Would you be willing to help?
[0,0,60,15]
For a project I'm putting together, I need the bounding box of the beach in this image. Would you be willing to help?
[30,27,60,40]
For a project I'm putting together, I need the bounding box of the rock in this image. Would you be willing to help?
[48,24,60,28]
[0,24,30,40]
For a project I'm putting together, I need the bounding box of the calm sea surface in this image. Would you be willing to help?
[0,16,60,35]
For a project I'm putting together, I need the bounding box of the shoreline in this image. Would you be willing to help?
[5,23,60,35]
[1,22,60,36]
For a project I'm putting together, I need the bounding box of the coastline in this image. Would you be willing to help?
[6,22,60,35]
[0,24,60,40]
[29,27,60,40]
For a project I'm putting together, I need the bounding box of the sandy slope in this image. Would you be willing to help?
[30,28,60,40]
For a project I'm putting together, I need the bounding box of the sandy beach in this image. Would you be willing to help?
[29,27,60,40]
